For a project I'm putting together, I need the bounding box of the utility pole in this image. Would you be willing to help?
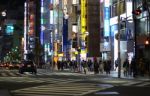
[117,0,121,78]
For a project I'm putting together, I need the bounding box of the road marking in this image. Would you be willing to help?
[122,81,142,86]
[136,82,150,87]
[9,72,16,76]
[1,73,7,76]
[12,83,104,96]
[95,91,119,95]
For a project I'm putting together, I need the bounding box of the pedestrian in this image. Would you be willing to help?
[131,57,137,77]
[87,59,92,72]
[106,60,111,74]
[123,58,129,76]
[60,60,64,71]
[93,58,99,74]
[99,60,104,74]
[138,58,145,76]
[115,59,118,71]
[81,60,88,74]
[57,60,61,70]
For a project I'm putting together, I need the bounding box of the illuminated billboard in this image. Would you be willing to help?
[81,0,87,34]
[104,0,110,36]
[6,24,14,35]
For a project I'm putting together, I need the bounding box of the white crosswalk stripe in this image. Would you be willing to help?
[122,81,142,86]
[12,82,104,96]
[1,73,7,76]
[0,71,81,77]
[136,82,150,87]
[122,81,150,87]
[0,77,43,83]
[0,76,81,84]
[0,72,22,77]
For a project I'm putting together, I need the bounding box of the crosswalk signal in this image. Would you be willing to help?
[132,9,142,16]
[145,38,150,49]
[145,40,149,45]
[145,38,149,45]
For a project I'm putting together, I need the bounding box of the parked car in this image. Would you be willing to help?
[3,63,9,69]
[19,60,37,74]
[9,62,20,70]
[0,63,4,68]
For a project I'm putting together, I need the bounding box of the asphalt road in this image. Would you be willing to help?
[0,69,150,96]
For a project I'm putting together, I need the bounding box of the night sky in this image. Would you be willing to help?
[0,0,25,5]
[0,0,25,10]
[0,0,26,19]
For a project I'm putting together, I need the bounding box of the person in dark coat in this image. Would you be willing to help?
[123,58,129,76]
[81,60,88,74]
[106,60,111,74]
[93,58,99,74]
[131,57,137,77]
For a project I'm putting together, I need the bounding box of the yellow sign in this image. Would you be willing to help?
[81,0,87,34]
[75,51,78,55]
[58,53,64,57]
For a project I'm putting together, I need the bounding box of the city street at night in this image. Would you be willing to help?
[0,0,150,96]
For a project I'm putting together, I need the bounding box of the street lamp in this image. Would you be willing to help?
[117,0,121,78]
[1,11,6,17]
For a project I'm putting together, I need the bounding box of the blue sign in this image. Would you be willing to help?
[63,18,68,46]
[6,25,14,35]
[104,7,110,36]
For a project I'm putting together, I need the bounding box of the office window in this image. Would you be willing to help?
[120,0,126,14]
[110,0,125,18]
[110,3,117,17]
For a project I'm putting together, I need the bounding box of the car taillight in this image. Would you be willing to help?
[21,64,24,67]
[9,64,13,67]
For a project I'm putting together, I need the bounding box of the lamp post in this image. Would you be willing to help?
[77,31,89,72]
[117,0,121,78]
[1,12,6,17]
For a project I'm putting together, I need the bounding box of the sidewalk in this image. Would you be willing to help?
[0,90,11,96]
[81,70,150,81]
[37,68,150,81]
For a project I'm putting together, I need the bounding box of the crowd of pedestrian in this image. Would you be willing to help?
[122,57,150,77]
[47,58,113,75]
[41,57,150,77]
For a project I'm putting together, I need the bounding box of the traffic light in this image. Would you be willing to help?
[145,38,150,49]
[145,38,149,45]
[132,9,142,16]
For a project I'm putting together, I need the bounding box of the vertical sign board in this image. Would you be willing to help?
[63,18,68,46]
[104,0,110,36]
[63,17,68,51]
[24,2,27,53]
[81,0,87,55]
[40,0,44,45]
[81,0,87,35]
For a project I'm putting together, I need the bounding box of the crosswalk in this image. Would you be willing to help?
[122,81,150,87]
[0,70,53,77]
[0,71,22,77]
[0,76,82,84]
[11,82,105,96]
